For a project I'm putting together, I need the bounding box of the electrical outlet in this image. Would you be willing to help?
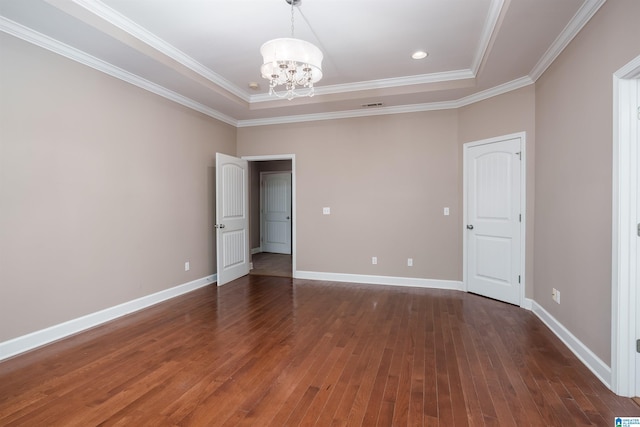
[323,207,331,215]
[555,289,560,304]
[444,207,450,216]
[552,288,561,304]
[372,256,377,265]
[185,261,190,271]
[407,258,413,267]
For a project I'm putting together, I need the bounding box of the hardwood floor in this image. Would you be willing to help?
[250,252,292,278]
[1,276,638,426]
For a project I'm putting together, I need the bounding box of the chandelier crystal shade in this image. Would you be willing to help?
[260,0,323,100]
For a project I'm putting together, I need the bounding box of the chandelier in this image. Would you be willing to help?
[260,0,323,100]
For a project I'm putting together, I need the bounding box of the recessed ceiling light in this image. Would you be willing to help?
[411,51,428,60]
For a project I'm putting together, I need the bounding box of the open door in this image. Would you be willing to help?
[215,153,249,286]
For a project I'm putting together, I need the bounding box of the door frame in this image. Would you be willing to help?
[243,154,297,277]
[611,54,640,397]
[260,171,292,255]
[462,132,527,308]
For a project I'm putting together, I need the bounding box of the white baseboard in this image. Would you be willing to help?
[530,300,611,388]
[0,274,217,361]
[295,270,463,290]
[251,247,262,255]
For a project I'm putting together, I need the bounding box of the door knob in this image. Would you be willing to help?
[286,216,290,220]
[467,224,474,230]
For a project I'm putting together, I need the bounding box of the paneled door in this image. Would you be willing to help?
[215,153,249,286]
[261,172,292,254]
[464,136,523,305]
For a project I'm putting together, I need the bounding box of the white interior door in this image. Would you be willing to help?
[261,172,292,254]
[465,136,522,305]
[215,153,249,286]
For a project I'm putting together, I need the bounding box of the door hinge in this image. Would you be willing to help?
[518,275,521,284]
[637,222,640,237]
[637,339,640,353]
[519,214,522,223]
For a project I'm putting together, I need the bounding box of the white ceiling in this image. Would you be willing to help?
[0,0,605,126]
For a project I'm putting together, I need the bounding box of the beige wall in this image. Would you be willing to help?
[459,85,536,297]
[238,111,463,280]
[238,89,536,286]
[534,0,640,365]
[0,34,236,341]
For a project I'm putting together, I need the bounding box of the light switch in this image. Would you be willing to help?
[444,207,450,216]
[323,207,331,215]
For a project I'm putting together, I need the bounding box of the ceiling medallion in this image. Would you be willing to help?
[260,0,323,100]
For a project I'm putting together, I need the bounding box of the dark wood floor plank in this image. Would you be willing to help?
[390,295,417,427]
[351,297,399,426]
[407,293,426,427]
[2,276,639,426]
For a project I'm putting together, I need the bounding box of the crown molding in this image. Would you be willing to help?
[529,0,606,81]
[237,100,459,127]
[0,17,238,127]
[249,69,476,103]
[238,76,534,128]
[2,14,534,129]
[68,0,502,108]
[471,0,505,75]
[69,0,249,102]
[456,75,534,108]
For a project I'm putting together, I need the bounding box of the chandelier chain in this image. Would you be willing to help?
[290,0,295,38]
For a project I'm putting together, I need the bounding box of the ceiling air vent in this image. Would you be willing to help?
[361,102,383,108]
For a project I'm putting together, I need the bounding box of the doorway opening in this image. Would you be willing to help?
[244,155,295,278]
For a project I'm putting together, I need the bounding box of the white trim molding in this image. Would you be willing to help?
[611,54,640,397]
[531,301,611,388]
[2,0,602,129]
[0,274,216,361]
[0,17,238,127]
[295,271,463,291]
[529,0,606,81]
[237,77,534,128]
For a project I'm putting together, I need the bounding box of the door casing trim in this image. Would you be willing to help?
[242,154,297,278]
[611,55,640,397]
